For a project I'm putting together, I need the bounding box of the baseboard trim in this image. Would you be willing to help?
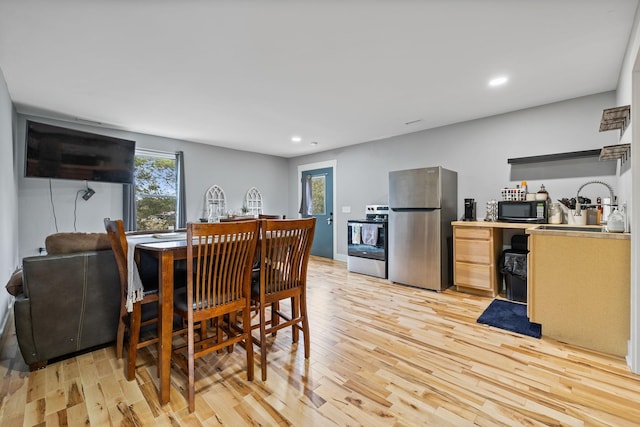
[335,253,347,263]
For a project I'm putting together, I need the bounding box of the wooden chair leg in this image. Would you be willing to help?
[291,296,299,344]
[227,312,237,353]
[271,301,279,337]
[260,304,268,381]
[127,302,142,381]
[300,293,310,358]
[187,319,196,413]
[242,307,254,381]
[216,316,225,354]
[116,305,127,360]
[199,319,207,341]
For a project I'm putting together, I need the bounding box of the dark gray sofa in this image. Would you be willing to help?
[14,237,120,370]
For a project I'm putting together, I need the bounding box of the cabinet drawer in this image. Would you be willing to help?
[455,239,491,264]
[455,227,491,240]
[455,262,493,290]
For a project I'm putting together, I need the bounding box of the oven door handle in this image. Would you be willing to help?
[349,222,385,228]
[368,223,385,229]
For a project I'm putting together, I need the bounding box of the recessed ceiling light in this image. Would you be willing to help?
[291,136,302,143]
[489,76,508,87]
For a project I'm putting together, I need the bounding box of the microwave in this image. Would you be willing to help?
[498,200,547,223]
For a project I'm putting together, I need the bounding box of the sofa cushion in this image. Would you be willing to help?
[5,268,23,296]
[45,232,111,255]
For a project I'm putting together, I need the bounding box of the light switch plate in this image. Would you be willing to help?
[342,206,351,213]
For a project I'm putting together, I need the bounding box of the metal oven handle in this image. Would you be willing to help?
[349,222,385,228]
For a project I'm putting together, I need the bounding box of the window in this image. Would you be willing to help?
[311,175,326,215]
[134,151,177,231]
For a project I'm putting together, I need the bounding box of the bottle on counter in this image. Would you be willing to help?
[536,184,549,201]
[607,208,625,233]
[549,203,562,224]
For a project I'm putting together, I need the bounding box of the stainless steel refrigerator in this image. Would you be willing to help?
[388,166,457,291]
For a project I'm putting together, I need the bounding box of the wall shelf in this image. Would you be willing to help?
[507,149,602,164]
[599,105,630,135]
[599,143,631,162]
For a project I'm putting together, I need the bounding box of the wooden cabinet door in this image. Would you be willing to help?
[455,261,493,291]
[455,227,491,240]
[455,239,491,264]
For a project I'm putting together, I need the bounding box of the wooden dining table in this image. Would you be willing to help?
[134,238,190,405]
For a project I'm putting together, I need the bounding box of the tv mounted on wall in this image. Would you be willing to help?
[25,120,136,184]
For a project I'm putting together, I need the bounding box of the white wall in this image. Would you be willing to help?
[0,68,19,331]
[16,114,289,259]
[289,92,620,258]
[616,1,640,373]
[612,2,639,231]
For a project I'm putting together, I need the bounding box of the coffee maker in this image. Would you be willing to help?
[464,198,476,221]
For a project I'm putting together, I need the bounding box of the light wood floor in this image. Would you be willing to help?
[2,256,640,426]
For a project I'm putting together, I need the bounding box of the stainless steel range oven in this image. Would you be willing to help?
[347,205,388,278]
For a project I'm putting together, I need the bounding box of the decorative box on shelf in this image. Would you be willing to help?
[501,187,526,201]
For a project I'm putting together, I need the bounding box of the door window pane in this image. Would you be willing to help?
[135,155,177,230]
[311,175,326,215]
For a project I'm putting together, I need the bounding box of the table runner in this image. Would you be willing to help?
[125,233,186,312]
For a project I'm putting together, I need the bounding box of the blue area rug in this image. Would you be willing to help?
[477,299,541,338]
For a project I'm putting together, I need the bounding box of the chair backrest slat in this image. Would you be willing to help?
[187,221,259,313]
[259,218,315,296]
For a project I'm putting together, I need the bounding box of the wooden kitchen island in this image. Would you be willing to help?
[526,226,630,356]
[452,221,631,357]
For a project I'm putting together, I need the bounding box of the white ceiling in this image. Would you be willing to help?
[0,0,638,158]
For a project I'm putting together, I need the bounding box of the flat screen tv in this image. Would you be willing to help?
[25,120,136,184]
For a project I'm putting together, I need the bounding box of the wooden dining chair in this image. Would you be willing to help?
[104,218,164,381]
[251,217,315,381]
[171,220,259,413]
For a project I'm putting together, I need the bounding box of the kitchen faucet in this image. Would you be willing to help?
[574,180,616,217]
